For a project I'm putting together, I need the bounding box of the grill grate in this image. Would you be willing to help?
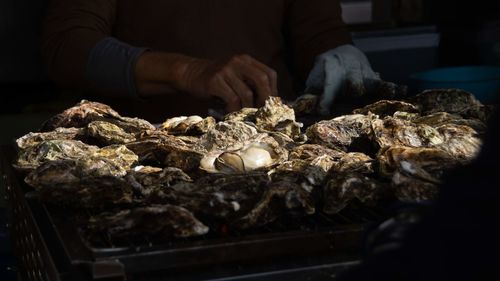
[2,145,390,281]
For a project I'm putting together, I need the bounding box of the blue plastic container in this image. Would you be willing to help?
[410,66,500,104]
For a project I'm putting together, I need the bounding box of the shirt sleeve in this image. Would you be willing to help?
[41,0,117,90]
[285,0,353,81]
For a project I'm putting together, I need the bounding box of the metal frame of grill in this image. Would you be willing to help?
[1,145,388,281]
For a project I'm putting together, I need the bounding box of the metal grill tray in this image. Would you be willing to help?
[2,145,388,280]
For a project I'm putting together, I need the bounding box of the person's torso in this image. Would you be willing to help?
[112,0,297,118]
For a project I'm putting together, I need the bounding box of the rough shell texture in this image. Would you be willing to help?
[378,146,463,202]
[161,116,216,135]
[126,166,192,197]
[434,124,482,160]
[330,152,375,175]
[255,96,296,130]
[411,89,487,120]
[291,94,319,116]
[371,117,444,149]
[87,121,136,145]
[323,173,388,214]
[224,108,258,123]
[414,112,487,134]
[199,120,259,151]
[88,205,209,241]
[35,175,134,208]
[353,100,419,117]
[306,114,375,152]
[41,100,155,134]
[14,140,99,171]
[289,144,345,161]
[16,127,85,150]
[126,133,204,172]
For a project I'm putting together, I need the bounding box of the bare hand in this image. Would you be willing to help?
[181,55,278,112]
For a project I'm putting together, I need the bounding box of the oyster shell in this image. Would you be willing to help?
[289,144,345,161]
[199,120,259,151]
[234,181,315,229]
[224,108,258,123]
[414,112,487,134]
[434,124,482,160]
[126,132,204,172]
[378,146,464,202]
[306,114,376,153]
[330,152,375,174]
[161,116,216,135]
[16,127,85,149]
[126,166,192,196]
[200,134,288,174]
[88,205,209,241]
[41,100,155,135]
[411,89,489,121]
[353,100,419,117]
[323,173,388,215]
[87,121,136,145]
[255,96,295,130]
[291,94,319,116]
[272,155,336,188]
[14,140,99,171]
[371,116,444,149]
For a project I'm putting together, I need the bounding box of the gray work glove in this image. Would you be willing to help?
[305,44,380,116]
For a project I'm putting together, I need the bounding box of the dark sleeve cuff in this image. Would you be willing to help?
[86,37,149,97]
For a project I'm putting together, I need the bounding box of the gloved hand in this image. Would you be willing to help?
[305,44,380,116]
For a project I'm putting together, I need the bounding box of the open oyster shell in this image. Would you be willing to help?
[200,134,288,174]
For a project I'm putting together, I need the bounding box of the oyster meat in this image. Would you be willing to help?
[200,134,288,174]
[88,205,209,242]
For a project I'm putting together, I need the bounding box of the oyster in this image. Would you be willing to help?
[126,132,204,172]
[353,100,419,117]
[291,94,319,116]
[414,112,487,134]
[25,145,138,187]
[371,116,444,149]
[272,154,337,189]
[34,175,134,208]
[14,140,99,171]
[323,173,388,215]
[378,146,464,202]
[330,152,375,174]
[41,100,155,135]
[199,120,259,151]
[434,124,482,160]
[88,205,209,241]
[224,108,258,123]
[306,114,376,153]
[234,181,315,229]
[16,127,85,149]
[126,166,192,196]
[289,144,345,161]
[161,116,216,135]
[87,121,136,145]
[200,134,288,174]
[255,96,295,130]
[411,89,489,121]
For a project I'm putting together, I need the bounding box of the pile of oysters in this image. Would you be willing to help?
[13,89,491,241]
